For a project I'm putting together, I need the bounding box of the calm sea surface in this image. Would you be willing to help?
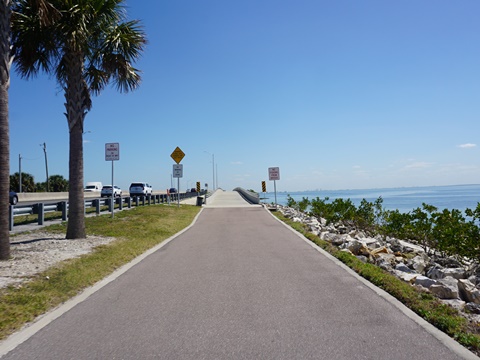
[263,184,480,213]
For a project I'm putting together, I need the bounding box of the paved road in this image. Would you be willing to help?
[1,191,477,359]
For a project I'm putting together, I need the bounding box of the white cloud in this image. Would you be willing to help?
[231,161,243,165]
[233,173,251,179]
[404,161,432,169]
[458,143,477,149]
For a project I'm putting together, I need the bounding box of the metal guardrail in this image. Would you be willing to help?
[9,191,206,231]
[233,187,260,204]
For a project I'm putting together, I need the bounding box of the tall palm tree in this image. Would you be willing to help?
[0,0,11,260]
[12,0,146,239]
[47,174,69,192]
[0,0,55,259]
[10,172,36,192]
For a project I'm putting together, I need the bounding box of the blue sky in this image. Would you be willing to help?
[8,0,480,192]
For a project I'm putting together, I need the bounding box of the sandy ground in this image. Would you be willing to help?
[0,232,117,289]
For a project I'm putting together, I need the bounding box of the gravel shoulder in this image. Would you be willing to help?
[0,232,117,289]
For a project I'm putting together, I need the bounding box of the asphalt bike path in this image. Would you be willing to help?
[0,191,477,359]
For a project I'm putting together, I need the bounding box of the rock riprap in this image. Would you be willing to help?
[277,205,480,323]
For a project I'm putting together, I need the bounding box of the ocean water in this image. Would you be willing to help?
[263,184,480,214]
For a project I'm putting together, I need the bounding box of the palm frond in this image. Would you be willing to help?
[13,0,146,93]
[89,20,146,93]
[11,2,60,78]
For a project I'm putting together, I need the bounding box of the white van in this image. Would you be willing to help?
[84,182,102,192]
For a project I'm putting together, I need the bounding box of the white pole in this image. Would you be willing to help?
[274,180,277,207]
[19,154,22,193]
[111,160,114,218]
[212,154,215,190]
[177,177,180,207]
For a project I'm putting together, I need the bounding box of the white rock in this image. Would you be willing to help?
[414,275,437,289]
[443,268,466,280]
[441,299,466,311]
[347,240,369,256]
[429,276,459,299]
[393,270,418,283]
[410,255,427,274]
[330,235,348,246]
[319,232,331,241]
[374,253,397,266]
[466,302,480,314]
[395,263,413,273]
[428,266,465,280]
[398,240,424,253]
[354,231,367,239]
[458,279,480,304]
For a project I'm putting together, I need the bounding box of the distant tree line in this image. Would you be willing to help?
[10,172,69,192]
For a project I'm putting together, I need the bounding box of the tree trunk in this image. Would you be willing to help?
[0,84,9,259]
[66,119,85,239]
[0,0,10,260]
[65,50,86,239]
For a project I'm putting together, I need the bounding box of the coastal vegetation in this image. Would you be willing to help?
[10,172,69,192]
[286,195,480,263]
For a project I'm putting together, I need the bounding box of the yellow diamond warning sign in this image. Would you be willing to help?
[171,147,185,164]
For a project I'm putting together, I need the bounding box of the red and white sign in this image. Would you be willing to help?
[105,143,120,161]
[268,167,280,181]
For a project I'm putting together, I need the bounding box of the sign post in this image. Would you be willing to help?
[262,181,266,203]
[172,164,183,207]
[171,147,185,207]
[105,143,120,218]
[268,167,280,206]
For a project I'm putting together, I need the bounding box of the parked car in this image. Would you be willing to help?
[129,182,153,197]
[169,188,178,194]
[101,185,122,197]
[9,191,18,205]
[84,181,102,192]
[191,188,197,193]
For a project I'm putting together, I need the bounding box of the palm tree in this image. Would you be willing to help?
[10,171,36,192]
[0,0,11,260]
[47,174,69,192]
[12,0,146,239]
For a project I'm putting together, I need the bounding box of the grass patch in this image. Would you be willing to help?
[13,206,117,226]
[14,211,64,226]
[0,204,200,340]
[273,212,480,353]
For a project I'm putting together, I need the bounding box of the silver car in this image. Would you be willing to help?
[129,182,152,197]
[101,185,122,197]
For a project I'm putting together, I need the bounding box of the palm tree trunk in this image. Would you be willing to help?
[66,120,85,239]
[65,51,86,239]
[0,84,9,259]
[0,0,10,260]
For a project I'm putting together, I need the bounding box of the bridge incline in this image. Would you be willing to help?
[204,190,261,208]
